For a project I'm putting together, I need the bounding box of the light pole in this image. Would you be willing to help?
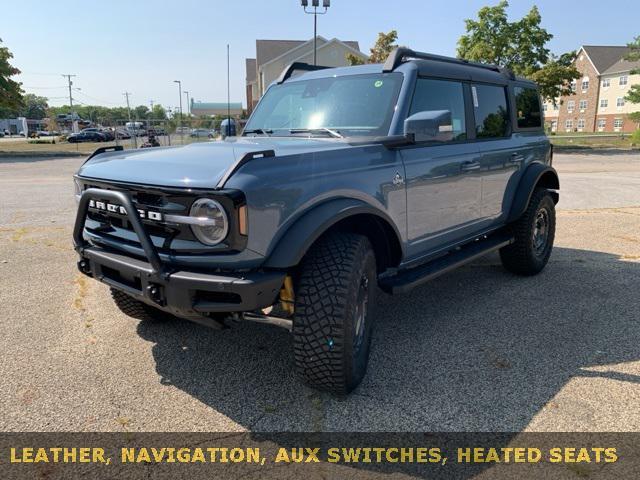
[173,80,183,143]
[301,0,330,66]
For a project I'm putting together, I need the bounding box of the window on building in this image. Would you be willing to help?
[600,99,608,108]
[602,78,611,88]
[565,119,573,129]
[579,100,588,110]
[577,119,586,129]
[619,75,628,86]
[553,103,559,111]
[570,80,577,92]
[472,84,509,138]
[597,119,606,129]
[614,118,623,129]
[617,97,625,107]
[551,120,558,131]
[543,103,548,111]
[409,78,467,141]
[514,86,542,128]
[567,100,575,112]
[582,79,589,91]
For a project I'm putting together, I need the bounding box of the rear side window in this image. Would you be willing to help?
[472,84,509,139]
[514,86,542,128]
[410,78,467,141]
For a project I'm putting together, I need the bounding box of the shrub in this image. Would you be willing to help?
[630,129,640,146]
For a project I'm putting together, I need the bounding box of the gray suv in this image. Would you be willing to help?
[73,48,558,394]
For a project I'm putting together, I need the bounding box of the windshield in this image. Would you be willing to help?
[245,73,403,137]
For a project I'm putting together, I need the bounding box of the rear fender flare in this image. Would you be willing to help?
[507,163,559,223]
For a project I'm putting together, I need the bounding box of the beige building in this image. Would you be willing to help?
[246,36,367,115]
[543,45,640,133]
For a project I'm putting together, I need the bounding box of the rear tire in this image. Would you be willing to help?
[111,288,171,322]
[293,232,377,394]
[500,188,556,275]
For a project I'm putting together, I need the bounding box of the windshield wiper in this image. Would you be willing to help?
[289,127,344,138]
[242,128,273,136]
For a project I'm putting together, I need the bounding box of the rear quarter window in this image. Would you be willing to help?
[514,86,542,129]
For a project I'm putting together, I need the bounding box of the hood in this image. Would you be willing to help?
[77,137,351,189]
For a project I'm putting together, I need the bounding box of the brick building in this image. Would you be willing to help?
[544,45,640,133]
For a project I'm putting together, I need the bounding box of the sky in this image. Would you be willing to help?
[2,1,639,110]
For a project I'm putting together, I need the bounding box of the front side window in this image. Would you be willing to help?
[409,78,467,141]
[514,86,542,128]
[245,73,403,137]
[472,84,509,138]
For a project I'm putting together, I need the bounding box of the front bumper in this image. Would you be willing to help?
[74,188,283,318]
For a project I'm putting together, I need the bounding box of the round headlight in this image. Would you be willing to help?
[189,198,229,246]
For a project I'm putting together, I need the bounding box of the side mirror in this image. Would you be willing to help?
[404,110,453,143]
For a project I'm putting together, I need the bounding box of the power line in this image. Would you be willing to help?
[61,74,77,113]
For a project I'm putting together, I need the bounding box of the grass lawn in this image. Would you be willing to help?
[550,133,636,150]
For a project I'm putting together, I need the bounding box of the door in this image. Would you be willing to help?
[471,83,523,220]
[400,78,483,258]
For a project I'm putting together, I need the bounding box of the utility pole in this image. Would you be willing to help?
[62,74,77,131]
[227,44,231,136]
[123,92,136,148]
[148,100,154,137]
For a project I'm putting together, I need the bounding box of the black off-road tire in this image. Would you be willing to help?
[293,233,377,394]
[111,288,171,322]
[500,188,556,275]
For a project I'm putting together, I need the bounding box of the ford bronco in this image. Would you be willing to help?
[73,48,558,394]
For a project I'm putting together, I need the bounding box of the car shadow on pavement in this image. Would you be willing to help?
[136,246,639,433]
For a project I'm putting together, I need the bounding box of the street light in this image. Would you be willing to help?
[173,80,183,142]
[301,0,330,66]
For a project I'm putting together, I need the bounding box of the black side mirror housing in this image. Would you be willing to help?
[404,110,453,143]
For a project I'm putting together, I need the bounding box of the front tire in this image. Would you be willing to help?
[111,288,171,322]
[500,188,556,275]
[293,233,377,394]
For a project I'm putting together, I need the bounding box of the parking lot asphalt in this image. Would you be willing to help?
[0,151,638,432]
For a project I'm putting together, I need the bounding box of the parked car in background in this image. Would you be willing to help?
[125,122,147,137]
[175,126,191,135]
[83,128,115,141]
[189,128,215,138]
[147,127,166,136]
[67,131,107,143]
[115,129,131,140]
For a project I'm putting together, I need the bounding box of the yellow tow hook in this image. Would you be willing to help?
[279,274,295,316]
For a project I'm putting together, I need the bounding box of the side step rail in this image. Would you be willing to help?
[380,234,513,295]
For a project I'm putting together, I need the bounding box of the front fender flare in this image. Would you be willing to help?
[507,163,559,223]
[263,198,402,269]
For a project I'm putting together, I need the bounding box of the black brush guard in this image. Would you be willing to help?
[73,188,284,317]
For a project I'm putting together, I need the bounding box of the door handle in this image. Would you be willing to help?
[461,160,481,172]
[510,153,525,163]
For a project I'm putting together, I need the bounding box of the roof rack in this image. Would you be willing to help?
[383,47,515,80]
[276,62,330,84]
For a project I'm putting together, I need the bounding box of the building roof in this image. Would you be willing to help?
[602,56,640,75]
[582,46,631,74]
[192,102,243,110]
[246,58,257,83]
[255,38,360,68]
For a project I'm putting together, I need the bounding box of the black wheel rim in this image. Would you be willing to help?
[532,207,550,256]
[352,274,369,354]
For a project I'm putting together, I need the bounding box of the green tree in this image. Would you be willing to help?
[134,105,149,120]
[346,30,398,65]
[19,94,49,119]
[150,104,167,120]
[624,36,640,123]
[457,1,579,102]
[0,38,24,117]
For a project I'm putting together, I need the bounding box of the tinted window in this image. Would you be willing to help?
[514,86,542,128]
[473,84,509,138]
[409,78,466,141]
